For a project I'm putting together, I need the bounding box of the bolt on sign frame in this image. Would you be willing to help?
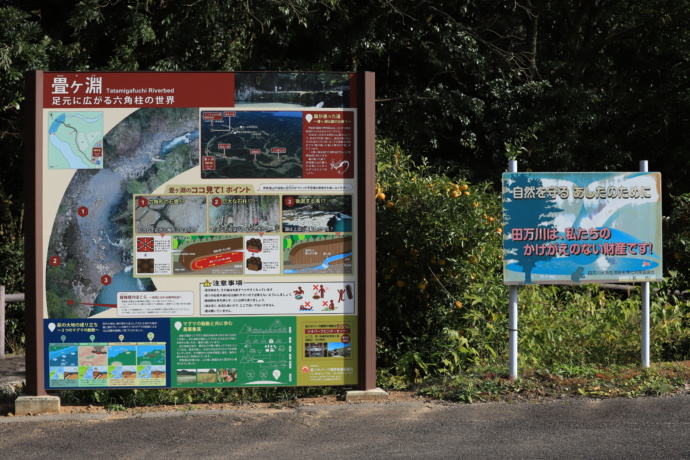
[24,71,376,395]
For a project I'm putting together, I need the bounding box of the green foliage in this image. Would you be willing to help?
[2,0,690,399]
[518,285,645,367]
[0,237,23,293]
[414,362,690,403]
[57,385,340,408]
[376,139,505,380]
[662,193,690,291]
[376,141,690,386]
[45,259,79,318]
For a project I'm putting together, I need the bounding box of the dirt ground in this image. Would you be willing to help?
[54,390,422,416]
[0,354,25,390]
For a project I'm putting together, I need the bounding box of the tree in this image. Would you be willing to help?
[502,174,563,284]
[0,7,53,244]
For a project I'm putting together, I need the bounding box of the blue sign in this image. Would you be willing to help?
[44,318,170,389]
[502,172,662,284]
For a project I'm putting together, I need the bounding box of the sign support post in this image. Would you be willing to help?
[640,160,650,368]
[356,71,378,391]
[508,160,519,379]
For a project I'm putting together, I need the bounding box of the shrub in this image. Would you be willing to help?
[375,139,505,380]
[375,140,690,386]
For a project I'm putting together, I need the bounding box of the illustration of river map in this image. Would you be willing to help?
[201,111,303,179]
[48,111,104,169]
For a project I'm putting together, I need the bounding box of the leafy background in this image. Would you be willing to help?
[2,1,690,391]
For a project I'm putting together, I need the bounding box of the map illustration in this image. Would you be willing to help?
[201,110,302,178]
[48,111,104,169]
[172,317,295,387]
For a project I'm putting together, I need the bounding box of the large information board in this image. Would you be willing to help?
[26,72,376,392]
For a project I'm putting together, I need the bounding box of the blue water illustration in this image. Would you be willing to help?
[49,135,92,168]
[109,345,136,357]
[506,226,660,279]
[284,252,352,274]
[108,345,137,365]
[137,345,166,365]
[110,366,123,379]
[49,346,78,366]
[48,113,66,134]
[50,367,64,379]
[138,366,152,378]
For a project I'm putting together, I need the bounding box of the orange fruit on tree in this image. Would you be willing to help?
[376,192,386,201]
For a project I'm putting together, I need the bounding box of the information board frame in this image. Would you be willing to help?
[24,71,376,395]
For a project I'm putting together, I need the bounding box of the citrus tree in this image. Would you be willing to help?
[375,139,506,383]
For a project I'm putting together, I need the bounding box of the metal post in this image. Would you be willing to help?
[509,285,518,378]
[356,71,377,390]
[0,285,5,359]
[508,160,519,378]
[640,160,650,368]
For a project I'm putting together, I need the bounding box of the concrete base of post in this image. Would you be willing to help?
[14,395,61,416]
[344,387,389,402]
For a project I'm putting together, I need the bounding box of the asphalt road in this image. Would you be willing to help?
[1,394,690,459]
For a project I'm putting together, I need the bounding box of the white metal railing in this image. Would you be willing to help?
[0,285,25,359]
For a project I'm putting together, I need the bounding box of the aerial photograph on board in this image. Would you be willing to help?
[201,110,303,179]
[46,108,199,318]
